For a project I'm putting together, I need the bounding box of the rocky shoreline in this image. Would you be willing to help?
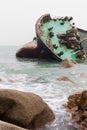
[64,90,87,130]
[0,89,55,130]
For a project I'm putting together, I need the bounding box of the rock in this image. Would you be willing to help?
[0,78,2,83]
[61,59,77,68]
[0,120,27,130]
[0,89,55,129]
[57,76,76,84]
[80,73,87,79]
[64,90,87,130]
[16,38,50,59]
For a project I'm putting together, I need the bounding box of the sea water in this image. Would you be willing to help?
[0,45,87,130]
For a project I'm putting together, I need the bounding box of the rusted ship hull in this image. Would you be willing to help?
[16,38,51,59]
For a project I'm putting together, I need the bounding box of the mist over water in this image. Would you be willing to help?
[0,46,87,130]
[0,0,87,46]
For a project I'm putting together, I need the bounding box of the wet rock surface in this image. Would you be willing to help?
[57,76,77,84]
[0,89,55,129]
[0,120,27,130]
[64,90,87,130]
[61,59,77,68]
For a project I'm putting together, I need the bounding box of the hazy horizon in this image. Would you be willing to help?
[0,0,87,46]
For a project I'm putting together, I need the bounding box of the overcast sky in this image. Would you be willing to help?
[0,0,87,46]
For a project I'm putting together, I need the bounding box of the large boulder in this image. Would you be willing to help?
[0,120,27,130]
[16,38,50,59]
[0,89,55,129]
[64,90,87,130]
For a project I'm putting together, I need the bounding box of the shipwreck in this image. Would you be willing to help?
[16,14,87,62]
[36,14,87,61]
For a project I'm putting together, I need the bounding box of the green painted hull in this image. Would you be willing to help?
[36,14,86,62]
